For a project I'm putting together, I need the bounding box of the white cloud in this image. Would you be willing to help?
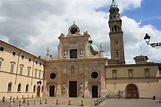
[0,0,161,63]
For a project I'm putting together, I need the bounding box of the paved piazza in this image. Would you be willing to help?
[0,97,161,107]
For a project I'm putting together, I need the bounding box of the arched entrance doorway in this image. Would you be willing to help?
[126,84,139,99]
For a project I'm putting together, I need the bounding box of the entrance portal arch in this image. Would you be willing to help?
[126,84,139,99]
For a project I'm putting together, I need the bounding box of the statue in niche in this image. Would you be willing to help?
[63,83,66,90]
[64,50,67,57]
[71,66,75,74]
[80,49,83,56]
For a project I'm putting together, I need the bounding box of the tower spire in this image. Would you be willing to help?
[111,0,118,8]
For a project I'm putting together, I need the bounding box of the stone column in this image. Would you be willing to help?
[100,65,107,97]
[42,80,47,97]
[56,67,62,97]
[42,66,48,97]
[84,65,89,97]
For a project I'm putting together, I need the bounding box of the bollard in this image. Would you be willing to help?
[68,99,71,105]
[27,99,30,105]
[19,100,23,107]
[23,97,26,103]
[81,99,84,106]
[34,99,36,105]
[32,95,33,98]
[56,98,58,105]
[2,96,5,102]
[45,98,47,104]
[13,97,15,102]
[16,95,18,99]
[10,96,12,100]
[40,99,42,104]
[94,99,97,106]
[9,97,13,107]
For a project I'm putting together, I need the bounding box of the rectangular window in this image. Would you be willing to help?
[39,71,41,78]
[13,52,16,56]
[70,49,77,59]
[42,72,44,79]
[0,47,4,51]
[112,70,117,78]
[145,71,150,77]
[27,68,30,76]
[128,71,133,78]
[35,70,37,78]
[10,63,14,73]
[20,66,23,75]
[21,55,24,59]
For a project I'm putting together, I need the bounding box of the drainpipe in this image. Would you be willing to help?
[15,50,22,84]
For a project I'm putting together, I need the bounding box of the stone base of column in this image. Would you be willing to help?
[84,90,90,98]
[100,90,107,97]
[56,90,61,97]
[79,90,84,98]
[42,90,47,97]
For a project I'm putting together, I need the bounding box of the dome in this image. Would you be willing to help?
[110,0,118,8]
[91,44,99,52]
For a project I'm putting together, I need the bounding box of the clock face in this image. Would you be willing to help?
[70,27,77,34]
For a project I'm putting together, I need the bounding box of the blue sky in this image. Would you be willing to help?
[122,0,161,30]
[96,0,161,30]
[0,0,161,63]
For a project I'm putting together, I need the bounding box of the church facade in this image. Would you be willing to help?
[0,0,161,99]
[43,1,161,99]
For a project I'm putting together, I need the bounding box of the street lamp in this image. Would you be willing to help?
[144,33,161,47]
[37,80,42,85]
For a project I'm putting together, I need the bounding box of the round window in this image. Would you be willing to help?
[50,73,56,79]
[70,27,77,34]
[91,72,98,79]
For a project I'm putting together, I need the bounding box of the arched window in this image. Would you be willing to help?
[33,85,36,92]
[25,84,29,92]
[17,83,21,92]
[114,25,118,32]
[7,82,12,92]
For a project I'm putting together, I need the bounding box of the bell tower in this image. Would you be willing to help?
[109,0,125,64]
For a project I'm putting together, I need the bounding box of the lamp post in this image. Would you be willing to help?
[144,33,161,47]
[37,81,42,97]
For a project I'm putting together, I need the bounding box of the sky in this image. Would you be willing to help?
[0,0,161,64]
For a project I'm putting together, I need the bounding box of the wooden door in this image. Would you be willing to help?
[126,84,139,99]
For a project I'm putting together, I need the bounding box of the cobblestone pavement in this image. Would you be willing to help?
[0,97,161,107]
[100,99,161,107]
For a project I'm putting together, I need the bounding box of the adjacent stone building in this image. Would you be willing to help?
[0,40,45,99]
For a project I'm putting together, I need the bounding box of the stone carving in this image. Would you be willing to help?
[71,66,75,74]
